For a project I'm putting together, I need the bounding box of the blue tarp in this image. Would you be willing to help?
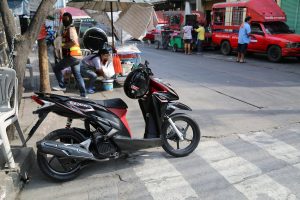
[8,0,29,16]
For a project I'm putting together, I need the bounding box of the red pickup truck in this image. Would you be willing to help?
[211,0,300,62]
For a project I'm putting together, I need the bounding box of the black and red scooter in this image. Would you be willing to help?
[26,61,200,181]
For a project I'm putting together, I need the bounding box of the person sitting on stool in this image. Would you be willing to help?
[80,49,114,95]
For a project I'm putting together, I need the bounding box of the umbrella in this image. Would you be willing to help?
[67,0,165,47]
[59,7,90,19]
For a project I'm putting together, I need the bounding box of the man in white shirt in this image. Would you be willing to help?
[182,23,193,55]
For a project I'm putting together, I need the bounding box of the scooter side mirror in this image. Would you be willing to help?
[137,62,153,76]
[145,60,149,67]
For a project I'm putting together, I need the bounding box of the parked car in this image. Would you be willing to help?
[211,0,300,62]
[144,24,166,43]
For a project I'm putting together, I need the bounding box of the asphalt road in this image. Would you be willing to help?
[140,45,300,138]
[19,44,300,200]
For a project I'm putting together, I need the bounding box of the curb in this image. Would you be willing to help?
[0,147,35,200]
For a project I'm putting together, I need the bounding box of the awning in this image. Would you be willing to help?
[59,7,90,19]
[115,4,157,40]
[8,0,29,15]
[8,0,44,15]
[68,0,165,12]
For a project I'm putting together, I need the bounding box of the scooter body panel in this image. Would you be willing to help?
[113,135,162,152]
[92,107,132,138]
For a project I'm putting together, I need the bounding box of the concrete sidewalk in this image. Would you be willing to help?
[0,48,147,200]
[0,52,40,200]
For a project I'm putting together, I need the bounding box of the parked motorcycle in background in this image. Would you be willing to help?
[26,61,201,181]
[45,26,55,46]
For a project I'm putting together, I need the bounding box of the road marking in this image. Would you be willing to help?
[239,132,300,170]
[133,156,198,200]
[196,141,295,199]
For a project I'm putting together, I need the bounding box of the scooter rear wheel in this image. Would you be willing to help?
[161,114,200,157]
[37,129,86,181]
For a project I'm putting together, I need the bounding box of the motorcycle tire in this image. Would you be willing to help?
[37,128,87,181]
[161,113,200,157]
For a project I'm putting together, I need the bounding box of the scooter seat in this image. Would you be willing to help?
[95,98,128,109]
[66,96,127,109]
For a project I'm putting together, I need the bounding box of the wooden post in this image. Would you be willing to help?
[38,39,51,93]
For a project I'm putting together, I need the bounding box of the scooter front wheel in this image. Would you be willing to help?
[161,114,200,157]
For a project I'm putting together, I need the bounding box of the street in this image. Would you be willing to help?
[142,46,300,138]
[19,45,300,200]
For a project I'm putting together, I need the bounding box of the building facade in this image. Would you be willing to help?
[155,0,299,34]
[279,0,300,34]
[199,0,226,24]
[154,0,226,23]
[155,0,196,11]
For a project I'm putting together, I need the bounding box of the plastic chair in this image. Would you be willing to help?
[0,68,26,169]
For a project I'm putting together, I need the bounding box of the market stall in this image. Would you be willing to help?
[116,44,142,76]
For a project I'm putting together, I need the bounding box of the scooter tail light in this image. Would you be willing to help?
[31,95,45,106]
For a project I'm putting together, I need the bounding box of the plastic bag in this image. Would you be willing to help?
[102,61,115,78]
[113,54,123,74]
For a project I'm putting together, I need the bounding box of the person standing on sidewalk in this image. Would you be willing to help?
[195,23,205,55]
[182,23,193,55]
[52,12,86,97]
[237,16,252,63]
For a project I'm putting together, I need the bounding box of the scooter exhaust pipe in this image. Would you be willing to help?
[37,140,95,160]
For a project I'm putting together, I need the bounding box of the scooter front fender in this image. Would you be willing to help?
[166,102,192,115]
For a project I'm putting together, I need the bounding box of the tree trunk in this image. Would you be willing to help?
[38,39,51,93]
[0,19,8,67]
[0,0,56,101]
[0,1,16,50]
[0,0,56,140]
